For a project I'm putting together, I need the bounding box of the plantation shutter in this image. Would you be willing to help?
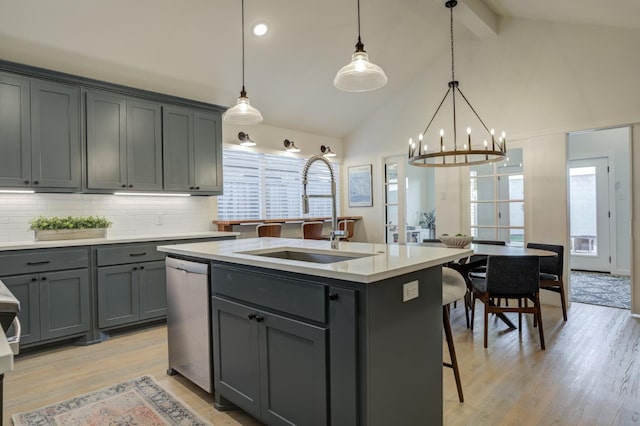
[217,150,261,220]
[217,148,340,220]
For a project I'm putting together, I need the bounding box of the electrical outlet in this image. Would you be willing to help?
[403,280,419,302]
[155,213,163,225]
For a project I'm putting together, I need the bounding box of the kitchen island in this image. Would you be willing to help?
[158,238,471,426]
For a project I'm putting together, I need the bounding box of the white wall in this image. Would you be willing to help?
[342,18,640,313]
[0,193,215,242]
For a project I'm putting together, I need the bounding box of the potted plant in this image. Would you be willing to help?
[29,215,113,241]
[419,209,436,239]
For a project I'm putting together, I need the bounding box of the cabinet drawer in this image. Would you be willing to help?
[212,264,326,323]
[97,244,165,266]
[0,248,89,276]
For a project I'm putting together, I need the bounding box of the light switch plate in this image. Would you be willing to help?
[403,280,419,302]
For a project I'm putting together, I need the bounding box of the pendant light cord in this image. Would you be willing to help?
[357,0,361,40]
[355,0,365,51]
[241,0,246,94]
[450,5,455,82]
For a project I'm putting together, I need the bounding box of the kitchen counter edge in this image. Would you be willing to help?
[0,231,240,252]
[158,238,472,284]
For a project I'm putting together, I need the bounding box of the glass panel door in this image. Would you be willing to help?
[384,161,402,243]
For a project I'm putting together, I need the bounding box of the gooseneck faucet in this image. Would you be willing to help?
[302,155,345,249]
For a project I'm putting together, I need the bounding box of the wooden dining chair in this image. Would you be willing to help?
[338,220,355,241]
[301,221,324,240]
[526,242,567,321]
[256,223,282,237]
[471,255,545,350]
[442,267,467,403]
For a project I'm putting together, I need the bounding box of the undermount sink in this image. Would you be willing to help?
[239,248,375,264]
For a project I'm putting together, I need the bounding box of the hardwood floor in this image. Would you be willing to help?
[4,302,639,425]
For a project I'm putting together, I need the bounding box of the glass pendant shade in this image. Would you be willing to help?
[223,93,263,125]
[334,50,388,92]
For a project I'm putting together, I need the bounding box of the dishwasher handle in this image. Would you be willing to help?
[166,257,208,275]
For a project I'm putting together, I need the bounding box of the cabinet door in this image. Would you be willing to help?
[212,297,261,419]
[127,99,162,190]
[2,274,40,344]
[0,72,31,187]
[97,264,139,328]
[162,105,194,191]
[138,260,166,320]
[193,110,222,193]
[30,79,81,190]
[259,310,328,426]
[86,91,127,190]
[39,269,90,340]
[328,287,358,425]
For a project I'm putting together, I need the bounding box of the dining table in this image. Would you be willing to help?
[419,242,558,329]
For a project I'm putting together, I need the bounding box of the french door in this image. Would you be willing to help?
[569,157,611,272]
[384,157,406,244]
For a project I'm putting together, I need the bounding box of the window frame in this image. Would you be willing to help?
[469,149,524,246]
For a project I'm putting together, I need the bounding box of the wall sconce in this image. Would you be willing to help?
[238,131,256,147]
[284,139,300,153]
[321,145,336,157]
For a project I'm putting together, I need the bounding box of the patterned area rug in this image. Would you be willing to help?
[570,270,631,310]
[12,375,211,426]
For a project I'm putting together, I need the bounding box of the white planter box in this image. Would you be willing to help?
[34,228,107,241]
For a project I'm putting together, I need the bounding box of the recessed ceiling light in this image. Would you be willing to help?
[252,22,268,37]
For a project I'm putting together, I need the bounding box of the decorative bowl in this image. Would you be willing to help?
[439,235,473,248]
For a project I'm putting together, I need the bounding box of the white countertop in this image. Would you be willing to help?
[158,237,472,283]
[0,231,239,252]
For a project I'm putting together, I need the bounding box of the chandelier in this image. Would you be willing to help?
[408,0,506,167]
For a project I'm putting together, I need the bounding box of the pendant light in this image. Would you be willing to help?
[408,0,506,167]
[334,0,387,92]
[223,0,263,125]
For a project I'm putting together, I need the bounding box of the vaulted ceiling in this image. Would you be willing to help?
[0,0,637,139]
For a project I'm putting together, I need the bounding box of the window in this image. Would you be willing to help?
[217,148,340,220]
[469,148,524,245]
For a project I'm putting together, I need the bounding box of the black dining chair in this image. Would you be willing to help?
[526,243,567,321]
[471,255,545,350]
[467,240,506,279]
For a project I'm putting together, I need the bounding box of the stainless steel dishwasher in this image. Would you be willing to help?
[166,257,212,393]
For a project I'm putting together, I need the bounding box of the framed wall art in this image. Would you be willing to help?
[348,164,373,207]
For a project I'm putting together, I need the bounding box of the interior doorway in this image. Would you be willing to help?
[567,126,632,310]
[568,157,611,272]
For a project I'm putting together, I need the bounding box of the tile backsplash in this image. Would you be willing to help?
[0,193,215,243]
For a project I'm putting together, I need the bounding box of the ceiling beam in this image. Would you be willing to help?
[454,0,500,38]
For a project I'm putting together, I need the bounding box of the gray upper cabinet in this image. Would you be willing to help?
[163,105,222,195]
[0,72,80,190]
[86,91,162,191]
[31,79,81,189]
[0,73,30,187]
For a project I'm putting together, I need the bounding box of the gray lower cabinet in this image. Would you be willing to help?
[163,106,222,195]
[97,260,166,328]
[3,269,90,345]
[211,263,357,425]
[86,91,162,191]
[0,72,80,191]
[213,297,327,426]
